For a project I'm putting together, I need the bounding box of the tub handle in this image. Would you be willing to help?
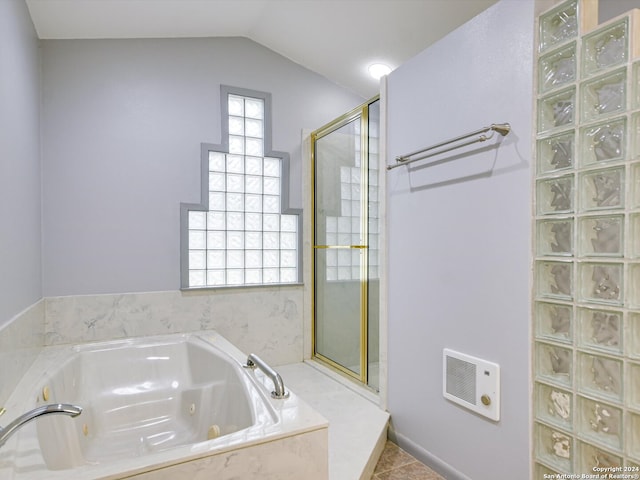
[244,353,289,399]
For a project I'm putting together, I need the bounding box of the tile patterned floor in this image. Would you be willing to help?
[373,441,445,480]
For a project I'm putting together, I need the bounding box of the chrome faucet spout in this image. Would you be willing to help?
[0,403,82,448]
[244,353,289,399]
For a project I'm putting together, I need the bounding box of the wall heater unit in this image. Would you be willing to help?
[443,349,500,421]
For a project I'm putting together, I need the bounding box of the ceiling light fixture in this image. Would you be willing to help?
[368,63,392,80]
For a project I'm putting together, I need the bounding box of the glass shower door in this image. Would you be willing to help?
[311,97,379,388]
[313,115,365,379]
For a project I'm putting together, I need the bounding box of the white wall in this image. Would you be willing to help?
[0,0,42,327]
[386,1,534,479]
[41,37,363,296]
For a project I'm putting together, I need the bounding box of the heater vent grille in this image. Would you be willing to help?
[443,349,500,421]
[445,355,476,405]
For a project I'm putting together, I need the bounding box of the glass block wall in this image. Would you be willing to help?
[186,93,299,287]
[534,0,640,475]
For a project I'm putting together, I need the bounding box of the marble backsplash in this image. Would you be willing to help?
[44,286,304,366]
[0,286,304,405]
[0,300,44,405]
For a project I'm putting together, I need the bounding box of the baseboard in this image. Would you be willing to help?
[388,428,473,480]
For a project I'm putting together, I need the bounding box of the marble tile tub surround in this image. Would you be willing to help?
[0,300,44,405]
[128,429,328,480]
[44,286,303,366]
[278,362,390,480]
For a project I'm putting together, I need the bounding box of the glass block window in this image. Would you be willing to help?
[183,90,300,288]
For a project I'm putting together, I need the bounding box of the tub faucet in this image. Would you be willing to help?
[0,403,82,448]
[244,353,289,399]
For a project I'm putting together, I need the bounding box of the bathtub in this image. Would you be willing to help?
[0,332,328,480]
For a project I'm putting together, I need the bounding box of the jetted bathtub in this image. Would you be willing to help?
[0,332,328,480]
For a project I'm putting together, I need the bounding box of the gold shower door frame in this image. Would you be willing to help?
[310,97,378,386]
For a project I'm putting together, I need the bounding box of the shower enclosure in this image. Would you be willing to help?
[311,97,380,390]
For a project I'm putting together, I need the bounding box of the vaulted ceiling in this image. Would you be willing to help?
[25,0,498,98]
